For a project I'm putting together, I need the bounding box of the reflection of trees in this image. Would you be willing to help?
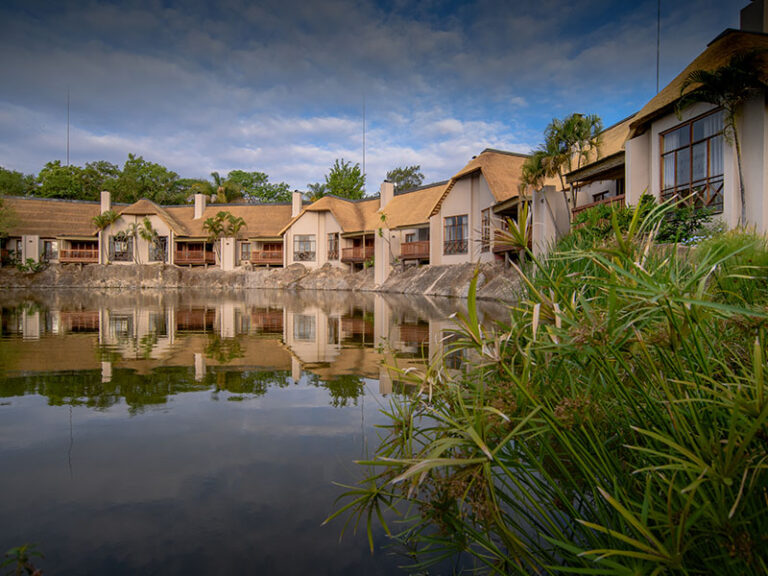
[204,335,244,363]
[306,373,365,408]
[0,367,292,413]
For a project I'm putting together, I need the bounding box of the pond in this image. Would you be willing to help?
[0,289,506,575]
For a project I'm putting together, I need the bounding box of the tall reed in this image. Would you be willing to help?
[327,201,768,575]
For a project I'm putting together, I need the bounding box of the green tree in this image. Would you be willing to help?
[676,50,768,225]
[386,165,424,193]
[36,160,88,200]
[107,154,181,204]
[226,170,292,203]
[0,167,36,196]
[310,158,366,200]
[81,160,120,199]
[92,209,120,230]
[0,194,15,238]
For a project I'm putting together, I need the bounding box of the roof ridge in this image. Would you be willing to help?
[394,180,449,196]
[480,148,531,158]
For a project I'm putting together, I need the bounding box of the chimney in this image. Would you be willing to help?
[194,193,207,220]
[100,191,111,214]
[291,190,303,217]
[741,0,768,32]
[379,180,394,209]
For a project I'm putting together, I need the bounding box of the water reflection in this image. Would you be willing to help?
[0,290,506,405]
[0,290,508,575]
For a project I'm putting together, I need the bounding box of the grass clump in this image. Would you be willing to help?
[327,201,768,575]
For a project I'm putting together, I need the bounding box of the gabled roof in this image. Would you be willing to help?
[120,199,190,236]
[279,196,381,236]
[379,181,448,229]
[1,196,101,238]
[630,29,768,136]
[430,149,530,216]
[166,203,293,239]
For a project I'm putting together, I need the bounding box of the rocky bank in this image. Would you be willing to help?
[0,262,520,302]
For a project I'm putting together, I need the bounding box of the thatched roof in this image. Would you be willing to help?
[379,182,448,229]
[430,149,530,216]
[2,196,100,238]
[280,196,382,236]
[120,199,190,236]
[166,203,294,239]
[630,29,768,136]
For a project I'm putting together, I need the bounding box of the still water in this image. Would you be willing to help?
[0,289,505,575]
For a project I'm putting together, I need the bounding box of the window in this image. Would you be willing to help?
[240,242,251,261]
[110,235,133,262]
[443,215,468,255]
[405,233,415,243]
[149,237,167,262]
[481,209,491,252]
[661,109,724,213]
[294,235,316,261]
[42,240,59,261]
[327,233,339,260]
[294,314,316,341]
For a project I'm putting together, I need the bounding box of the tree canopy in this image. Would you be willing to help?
[0,167,36,197]
[386,165,424,193]
[226,170,291,203]
[308,158,366,200]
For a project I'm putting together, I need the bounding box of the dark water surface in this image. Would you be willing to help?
[0,289,505,575]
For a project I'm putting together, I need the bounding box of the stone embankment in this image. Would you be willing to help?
[0,262,520,302]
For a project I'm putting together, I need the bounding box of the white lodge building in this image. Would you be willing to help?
[3,1,768,281]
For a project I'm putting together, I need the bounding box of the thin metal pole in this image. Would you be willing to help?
[656,0,661,94]
[362,93,366,194]
[67,87,70,166]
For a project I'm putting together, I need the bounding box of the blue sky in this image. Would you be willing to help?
[0,0,747,192]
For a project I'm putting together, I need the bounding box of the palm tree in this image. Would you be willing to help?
[203,211,247,262]
[190,172,245,204]
[138,217,164,262]
[125,221,142,264]
[92,209,120,230]
[676,50,767,225]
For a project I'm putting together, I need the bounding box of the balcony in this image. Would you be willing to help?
[175,249,215,266]
[249,250,283,266]
[60,249,99,263]
[341,245,374,264]
[400,240,429,261]
[571,193,626,216]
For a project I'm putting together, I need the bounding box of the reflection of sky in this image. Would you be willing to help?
[0,381,401,575]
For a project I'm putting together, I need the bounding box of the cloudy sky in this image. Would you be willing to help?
[0,0,747,192]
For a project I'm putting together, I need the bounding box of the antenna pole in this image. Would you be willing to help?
[362,93,366,194]
[656,0,661,94]
[67,88,70,166]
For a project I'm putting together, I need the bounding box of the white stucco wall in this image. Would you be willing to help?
[102,214,173,265]
[430,173,496,266]
[740,94,768,232]
[283,211,342,269]
[625,132,651,206]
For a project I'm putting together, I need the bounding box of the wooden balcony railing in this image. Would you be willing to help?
[400,240,429,260]
[341,245,374,263]
[571,194,626,216]
[249,250,283,265]
[175,250,215,265]
[60,249,99,263]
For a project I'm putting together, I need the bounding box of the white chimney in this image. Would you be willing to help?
[100,191,111,214]
[292,190,303,217]
[379,180,394,209]
[194,193,207,219]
